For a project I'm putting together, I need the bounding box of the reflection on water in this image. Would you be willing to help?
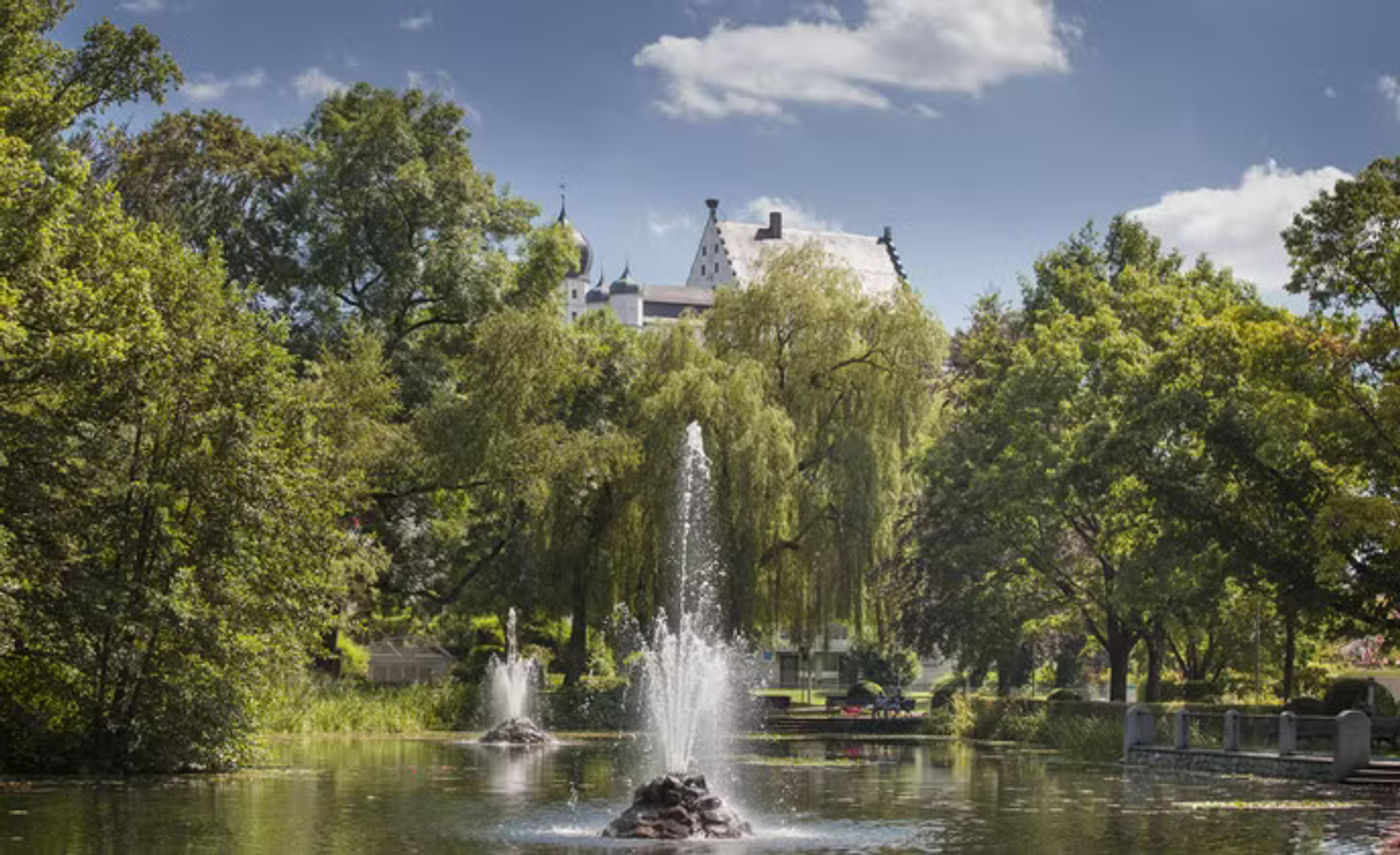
[2,737,1399,853]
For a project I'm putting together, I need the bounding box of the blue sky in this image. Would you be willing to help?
[57,0,1400,329]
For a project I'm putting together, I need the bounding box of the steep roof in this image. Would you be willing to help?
[713,221,904,298]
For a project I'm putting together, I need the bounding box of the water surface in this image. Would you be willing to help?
[2,736,1399,853]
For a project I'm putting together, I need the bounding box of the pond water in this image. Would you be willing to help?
[3,736,1400,853]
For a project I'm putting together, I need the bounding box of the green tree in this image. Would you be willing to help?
[1,0,180,152]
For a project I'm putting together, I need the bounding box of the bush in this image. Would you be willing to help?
[850,645,922,689]
[1284,696,1328,716]
[336,635,370,680]
[544,679,632,730]
[846,680,884,703]
[929,674,962,709]
[1157,680,1222,703]
[1324,677,1398,716]
[1045,688,1083,702]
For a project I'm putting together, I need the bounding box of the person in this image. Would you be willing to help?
[891,686,905,717]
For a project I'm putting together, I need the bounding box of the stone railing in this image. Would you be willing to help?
[1123,704,1372,781]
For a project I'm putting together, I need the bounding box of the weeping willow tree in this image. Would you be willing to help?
[631,246,947,644]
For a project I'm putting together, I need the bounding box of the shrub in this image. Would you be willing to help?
[544,679,631,730]
[846,680,884,703]
[336,635,370,680]
[1157,680,1222,703]
[850,645,922,689]
[929,674,962,709]
[1324,677,1398,716]
[1284,696,1328,716]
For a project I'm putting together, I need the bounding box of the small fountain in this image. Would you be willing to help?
[479,608,551,745]
[602,422,750,840]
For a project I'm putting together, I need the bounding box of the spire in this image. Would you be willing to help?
[557,183,568,224]
[596,267,606,289]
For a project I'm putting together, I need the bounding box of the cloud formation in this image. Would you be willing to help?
[744,196,839,232]
[634,0,1071,120]
[118,0,166,11]
[1129,161,1350,291]
[181,68,267,102]
[399,10,433,31]
[1380,75,1400,119]
[647,211,698,238]
[294,67,347,100]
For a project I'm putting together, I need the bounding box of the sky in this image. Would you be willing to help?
[56,0,1400,330]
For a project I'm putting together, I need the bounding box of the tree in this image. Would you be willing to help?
[0,2,362,772]
[697,245,946,642]
[1,0,180,153]
[906,219,1268,700]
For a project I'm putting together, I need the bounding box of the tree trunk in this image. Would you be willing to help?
[1106,620,1136,702]
[1143,618,1165,702]
[564,559,587,687]
[1282,604,1297,702]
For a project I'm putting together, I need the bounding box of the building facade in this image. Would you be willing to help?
[559,198,908,328]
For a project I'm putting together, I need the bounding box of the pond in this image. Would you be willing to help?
[2,736,1399,853]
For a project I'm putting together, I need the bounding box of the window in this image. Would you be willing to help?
[571,289,577,299]
[700,264,706,275]
[702,246,707,256]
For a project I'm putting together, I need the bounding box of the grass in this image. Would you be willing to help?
[948,695,1124,763]
[255,677,476,735]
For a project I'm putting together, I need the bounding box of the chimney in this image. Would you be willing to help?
[879,226,893,244]
[769,211,783,240]
[705,198,719,221]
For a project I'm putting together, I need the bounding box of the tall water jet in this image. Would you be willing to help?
[603,422,749,840]
[480,608,551,745]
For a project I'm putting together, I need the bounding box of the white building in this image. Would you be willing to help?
[559,198,908,328]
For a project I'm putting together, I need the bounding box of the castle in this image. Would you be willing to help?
[557,198,907,328]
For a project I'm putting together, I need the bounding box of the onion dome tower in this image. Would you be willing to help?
[558,193,592,321]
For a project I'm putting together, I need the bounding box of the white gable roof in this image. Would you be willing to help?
[700,221,903,298]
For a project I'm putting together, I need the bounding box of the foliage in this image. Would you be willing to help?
[1322,677,1398,717]
[336,636,370,680]
[0,2,362,773]
[543,681,632,731]
[850,644,921,688]
[256,675,473,734]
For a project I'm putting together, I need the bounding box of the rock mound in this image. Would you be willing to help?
[479,717,552,745]
[602,773,749,840]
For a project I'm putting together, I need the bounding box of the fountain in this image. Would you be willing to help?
[479,608,551,745]
[602,422,750,840]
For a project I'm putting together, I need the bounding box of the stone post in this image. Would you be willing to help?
[1222,709,1240,752]
[1123,704,1154,759]
[1278,711,1297,756]
[1333,710,1372,780]
[1173,708,1189,750]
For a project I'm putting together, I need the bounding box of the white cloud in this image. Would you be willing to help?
[911,102,942,119]
[647,211,698,238]
[119,0,166,11]
[1379,75,1400,119]
[634,0,1072,121]
[399,9,433,31]
[294,67,347,100]
[744,196,840,232]
[181,68,267,102]
[1324,85,1337,99]
[1128,161,1350,291]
